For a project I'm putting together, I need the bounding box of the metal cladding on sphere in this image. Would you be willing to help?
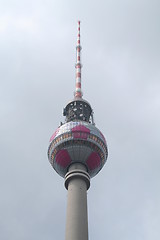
[48,121,108,178]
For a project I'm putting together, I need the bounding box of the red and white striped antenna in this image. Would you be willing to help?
[74,20,82,99]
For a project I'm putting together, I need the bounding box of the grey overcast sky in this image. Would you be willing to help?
[0,0,160,239]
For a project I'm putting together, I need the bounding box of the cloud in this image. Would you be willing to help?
[0,13,39,35]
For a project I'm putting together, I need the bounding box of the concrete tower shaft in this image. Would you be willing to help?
[65,163,90,240]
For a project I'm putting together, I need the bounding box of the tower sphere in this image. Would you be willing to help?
[48,118,108,178]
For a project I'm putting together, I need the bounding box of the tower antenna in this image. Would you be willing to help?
[74,20,82,98]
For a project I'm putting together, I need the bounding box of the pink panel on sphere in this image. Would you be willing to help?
[55,149,71,168]
[86,152,101,170]
[50,128,60,142]
[72,125,90,139]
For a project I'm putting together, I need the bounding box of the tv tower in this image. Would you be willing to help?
[48,21,108,240]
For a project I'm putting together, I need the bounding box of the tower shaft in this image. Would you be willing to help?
[65,163,90,240]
